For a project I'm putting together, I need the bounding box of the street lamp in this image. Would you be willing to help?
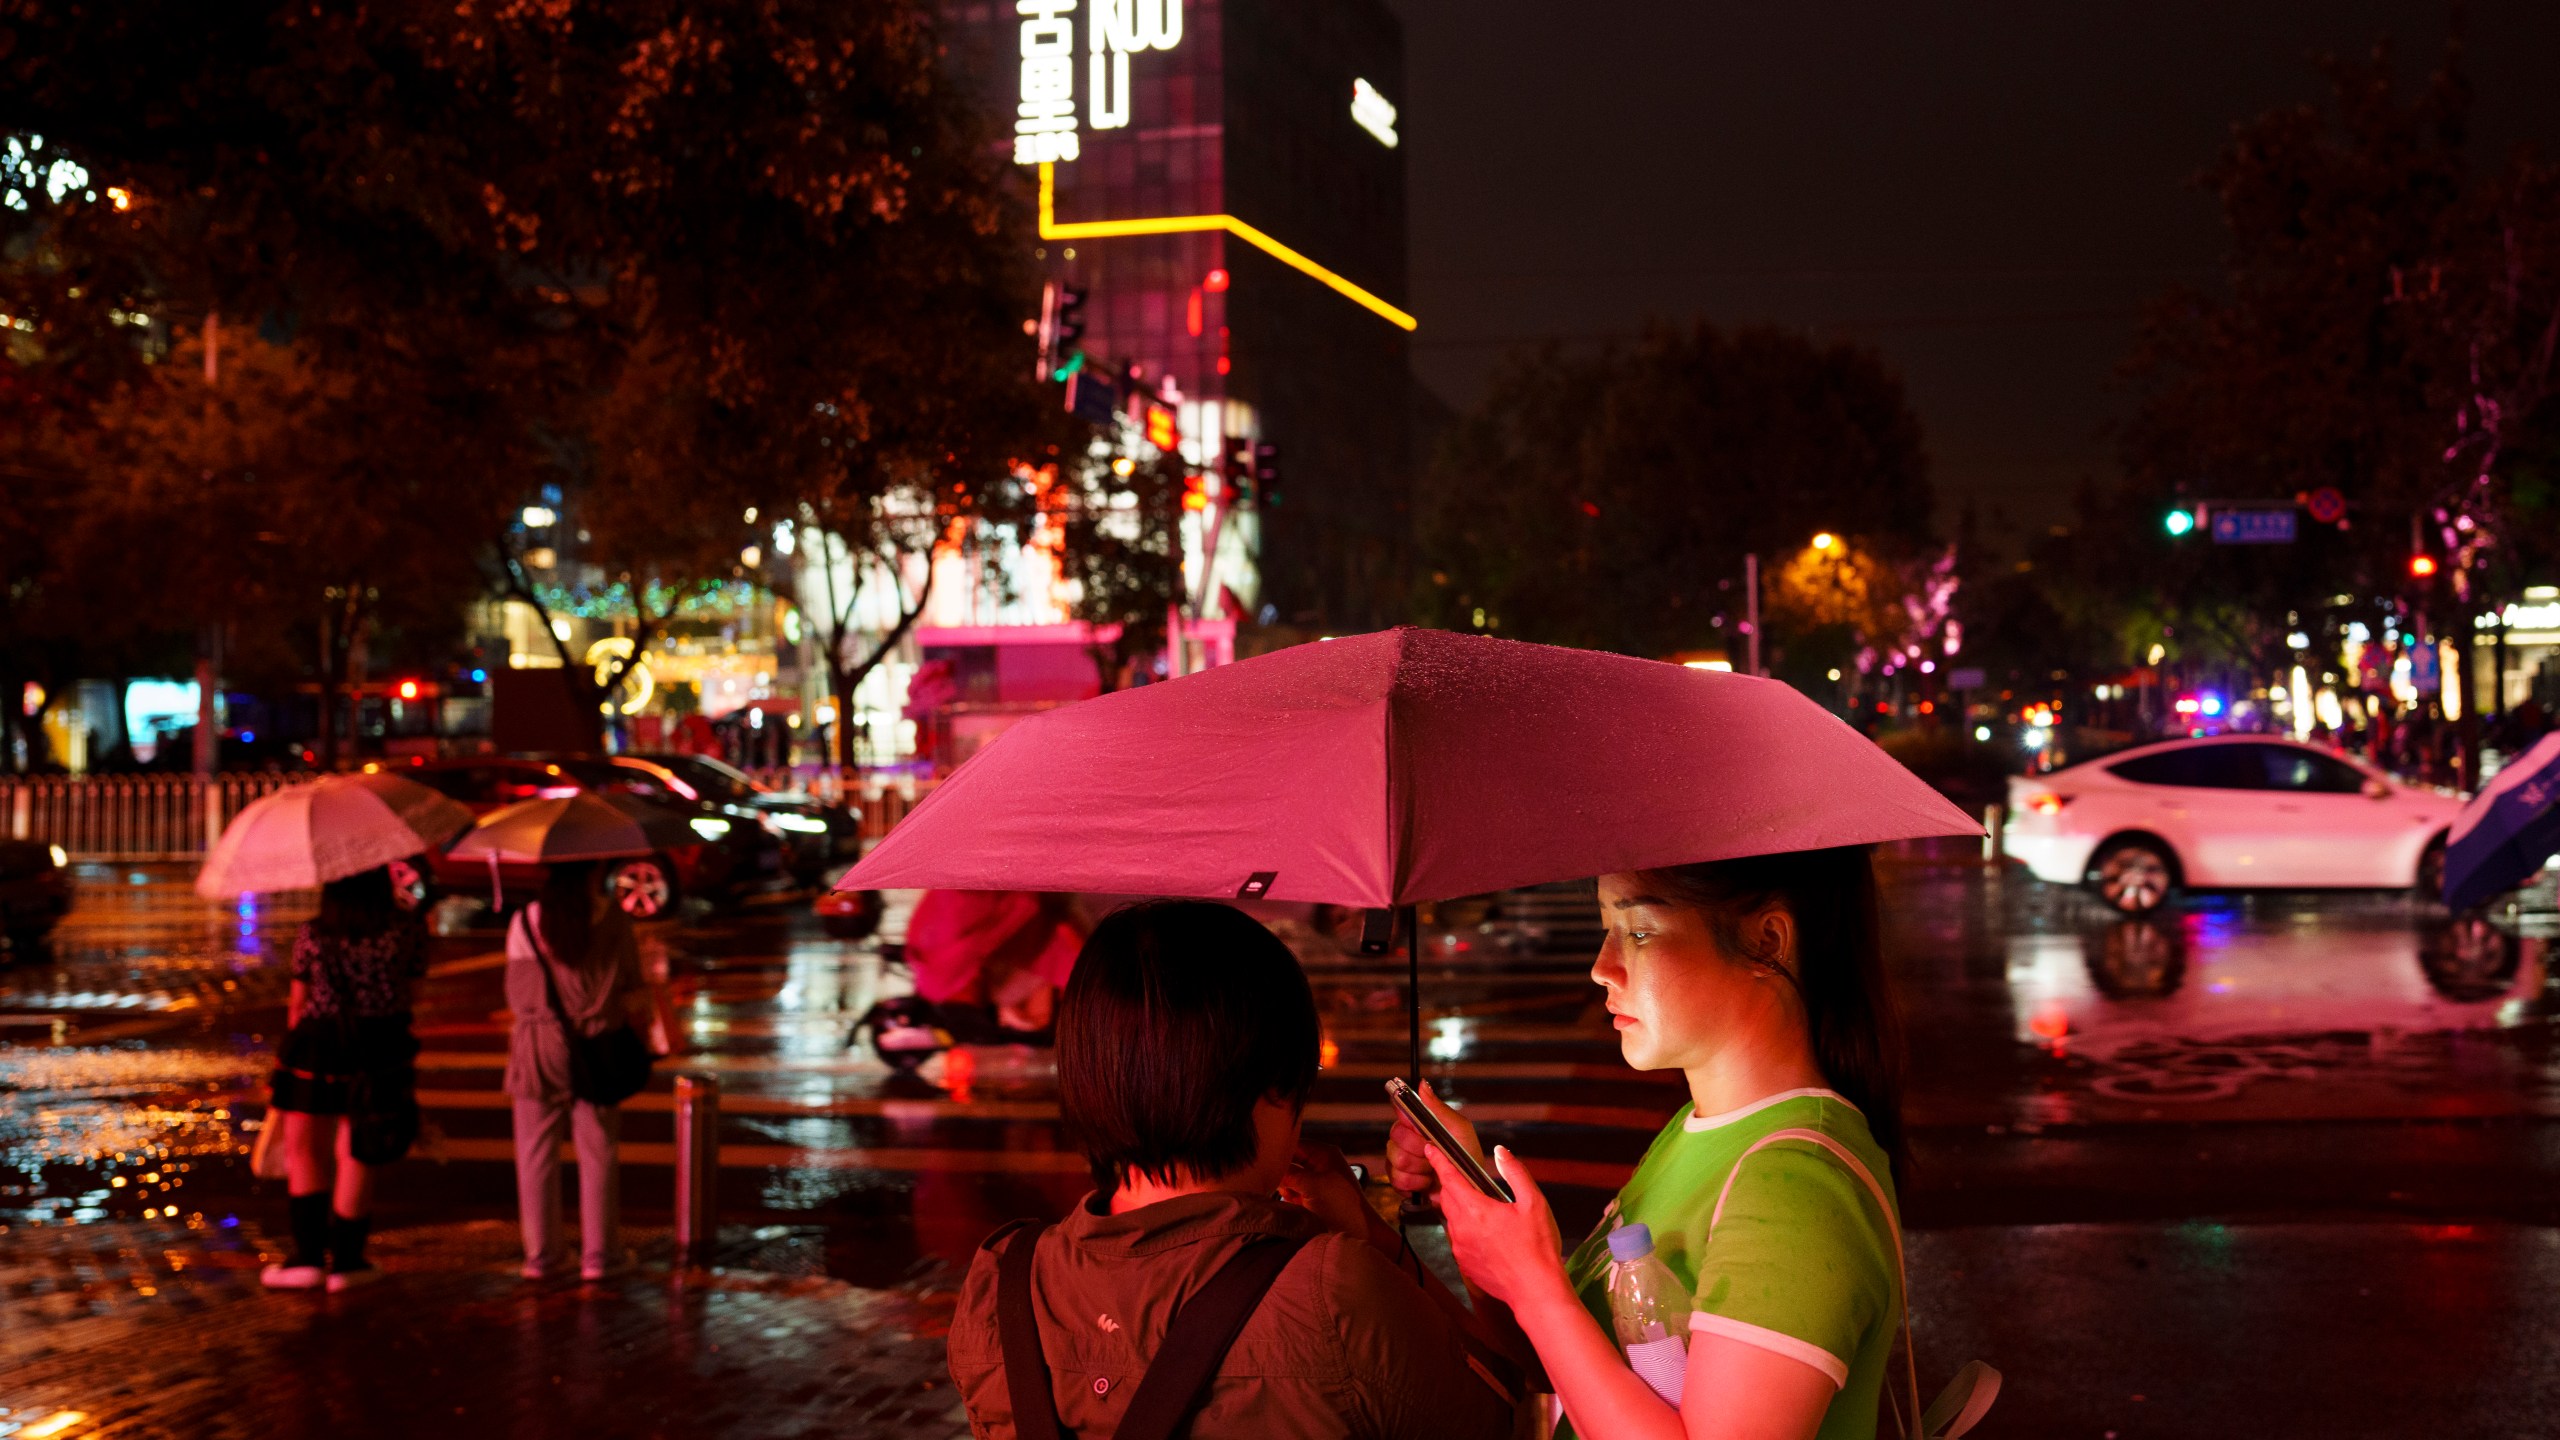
[1811,532,1838,553]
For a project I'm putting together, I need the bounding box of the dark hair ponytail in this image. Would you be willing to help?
[538,861,600,965]
[1638,845,1908,1183]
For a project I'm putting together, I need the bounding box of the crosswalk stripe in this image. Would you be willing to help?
[420,1137,1634,1188]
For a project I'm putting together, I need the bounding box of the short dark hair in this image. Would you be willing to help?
[1057,901,1320,1190]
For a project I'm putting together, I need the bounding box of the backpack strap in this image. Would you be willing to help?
[1113,1233,1312,1440]
[1706,1127,1921,1439]
[987,1218,1311,1440]
[990,1219,1068,1440]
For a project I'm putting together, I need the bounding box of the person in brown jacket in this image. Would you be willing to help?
[947,900,1520,1440]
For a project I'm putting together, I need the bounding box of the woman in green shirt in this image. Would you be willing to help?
[1390,846,1910,1440]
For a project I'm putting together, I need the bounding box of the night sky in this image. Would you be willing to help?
[1387,1,2560,552]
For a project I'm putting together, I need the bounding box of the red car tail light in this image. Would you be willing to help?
[2024,791,2071,815]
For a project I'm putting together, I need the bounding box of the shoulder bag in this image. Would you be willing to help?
[521,907,655,1107]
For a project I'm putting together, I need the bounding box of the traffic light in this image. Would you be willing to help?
[1252,442,1279,506]
[2164,507,2195,537]
[1144,401,1179,452]
[1036,284,1088,381]
[1181,467,1209,511]
[2409,553,2439,579]
[1221,437,1256,500]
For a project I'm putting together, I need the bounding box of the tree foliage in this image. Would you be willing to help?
[2113,38,2560,678]
[0,0,1058,767]
[1417,322,1936,665]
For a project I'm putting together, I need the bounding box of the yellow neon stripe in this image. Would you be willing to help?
[1037,162,1417,332]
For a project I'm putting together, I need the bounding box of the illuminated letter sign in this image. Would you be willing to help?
[1016,0,1081,165]
[1088,0,1182,133]
[1350,78,1399,148]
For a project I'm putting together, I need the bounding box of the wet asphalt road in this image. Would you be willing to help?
[2,843,2555,1437]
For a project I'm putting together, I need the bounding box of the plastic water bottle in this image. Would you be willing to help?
[1606,1223,1691,1408]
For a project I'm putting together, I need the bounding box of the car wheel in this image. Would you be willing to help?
[2415,835,2448,903]
[2092,839,2177,915]
[608,857,679,919]
[386,855,433,912]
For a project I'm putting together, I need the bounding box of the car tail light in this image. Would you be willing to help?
[2024,791,2071,815]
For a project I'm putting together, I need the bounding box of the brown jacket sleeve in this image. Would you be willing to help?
[948,1234,1021,1440]
[1322,1236,1517,1440]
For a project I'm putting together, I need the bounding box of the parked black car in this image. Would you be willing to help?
[390,756,788,918]
[0,838,72,954]
[627,752,859,885]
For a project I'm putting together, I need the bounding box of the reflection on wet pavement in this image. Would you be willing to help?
[0,854,2552,1231]
[1996,882,2560,1121]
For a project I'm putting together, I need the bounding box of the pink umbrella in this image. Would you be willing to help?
[845,627,1977,906]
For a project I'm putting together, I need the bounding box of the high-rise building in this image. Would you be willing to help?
[942,0,1413,629]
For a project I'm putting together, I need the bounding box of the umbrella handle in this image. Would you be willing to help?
[1403,904,1420,1087]
[487,850,503,912]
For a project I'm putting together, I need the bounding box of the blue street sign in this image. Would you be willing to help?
[2209,508,2296,544]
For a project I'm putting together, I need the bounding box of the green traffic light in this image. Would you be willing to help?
[2164,508,2195,537]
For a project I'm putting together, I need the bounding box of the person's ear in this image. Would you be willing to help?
[1753,905,1797,974]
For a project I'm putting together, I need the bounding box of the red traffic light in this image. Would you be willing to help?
[396,679,421,700]
[2409,554,2439,579]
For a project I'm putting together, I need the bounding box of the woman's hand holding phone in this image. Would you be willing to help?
[1424,1143,1565,1307]
[1385,1080,1483,1197]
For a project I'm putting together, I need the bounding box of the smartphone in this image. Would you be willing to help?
[1385,1076,1514,1202]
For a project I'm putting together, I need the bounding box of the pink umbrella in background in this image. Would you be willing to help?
[196,772,473,899]
[844,627,1978,1076]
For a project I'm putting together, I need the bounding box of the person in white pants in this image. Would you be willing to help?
[505,861,666,1280]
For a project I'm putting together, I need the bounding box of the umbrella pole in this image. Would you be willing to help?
[1403,903,1421,1085]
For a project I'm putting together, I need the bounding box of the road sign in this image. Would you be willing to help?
[2209,508,2296,545]
[1065,369,1119,426]
[2304,486,2346,525]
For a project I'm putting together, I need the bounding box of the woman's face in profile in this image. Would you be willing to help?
[1591,874,1780,1072]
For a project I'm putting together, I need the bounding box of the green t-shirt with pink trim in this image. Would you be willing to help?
[1559,1089,1900,1440]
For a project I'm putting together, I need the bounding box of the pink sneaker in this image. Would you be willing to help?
[261,1261,325,1290]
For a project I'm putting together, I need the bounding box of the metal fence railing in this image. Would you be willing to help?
[4,770,937,862]
[3,773,306,861]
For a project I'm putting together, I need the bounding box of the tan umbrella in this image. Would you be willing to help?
[447,793,698,864]
[195,772,475,899]
[449,792,704,911]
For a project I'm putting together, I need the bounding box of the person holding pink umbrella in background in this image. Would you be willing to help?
[195,771,473,1293]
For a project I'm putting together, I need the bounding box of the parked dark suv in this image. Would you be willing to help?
[387,756,788,918]
[0,838,72,955]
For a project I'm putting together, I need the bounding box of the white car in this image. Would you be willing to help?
[2003,736,2463,914]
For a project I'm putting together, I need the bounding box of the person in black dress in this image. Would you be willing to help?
[260,865,426,1291]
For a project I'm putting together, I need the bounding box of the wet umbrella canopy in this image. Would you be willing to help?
[843,629,1978,1079]
[844,627,1979,906]
[450,792,697,864]
[2442,731,2560,911]
[195,772,474,899]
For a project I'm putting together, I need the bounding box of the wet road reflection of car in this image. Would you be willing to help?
[381,756,789,918]
[2004,736,2463,915]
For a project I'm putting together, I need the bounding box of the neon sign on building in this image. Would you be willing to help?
[1013,0,1185,165]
